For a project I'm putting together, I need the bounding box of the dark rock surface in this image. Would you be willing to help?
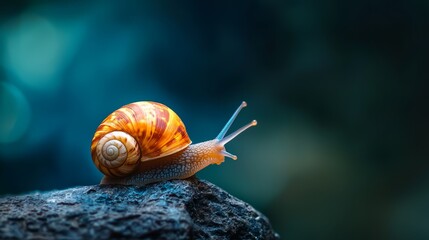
[0,178,279,239]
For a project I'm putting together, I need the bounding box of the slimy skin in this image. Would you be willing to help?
[101,140,224,186]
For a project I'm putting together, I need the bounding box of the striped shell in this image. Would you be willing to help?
[90,101,192,177]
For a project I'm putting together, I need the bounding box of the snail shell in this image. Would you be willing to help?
[90,101,191,177]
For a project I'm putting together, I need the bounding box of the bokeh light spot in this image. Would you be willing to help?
[0,82,31,143]
[3,13,65,92]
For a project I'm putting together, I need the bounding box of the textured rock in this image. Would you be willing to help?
[0,178,279,239]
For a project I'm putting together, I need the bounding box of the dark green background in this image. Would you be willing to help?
[1,1,428,239]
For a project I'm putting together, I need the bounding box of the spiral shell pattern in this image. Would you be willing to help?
[94,131,141,176]
[91,101,191,177]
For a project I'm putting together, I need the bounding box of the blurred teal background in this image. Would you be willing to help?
[1,1,429,239]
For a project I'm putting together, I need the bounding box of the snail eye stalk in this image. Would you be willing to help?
[216,101,247,140]
[219,120,257,147]
[215,101,257,160]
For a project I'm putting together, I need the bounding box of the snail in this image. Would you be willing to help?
[90,101,257,186]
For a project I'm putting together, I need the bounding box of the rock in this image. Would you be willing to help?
[0,178,279,239]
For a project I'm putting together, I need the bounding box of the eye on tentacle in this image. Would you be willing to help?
[215,101,257,160]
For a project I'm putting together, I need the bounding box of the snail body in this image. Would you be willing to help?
[91,101,256,186]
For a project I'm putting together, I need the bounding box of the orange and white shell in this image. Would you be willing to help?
[90,101,192,177]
